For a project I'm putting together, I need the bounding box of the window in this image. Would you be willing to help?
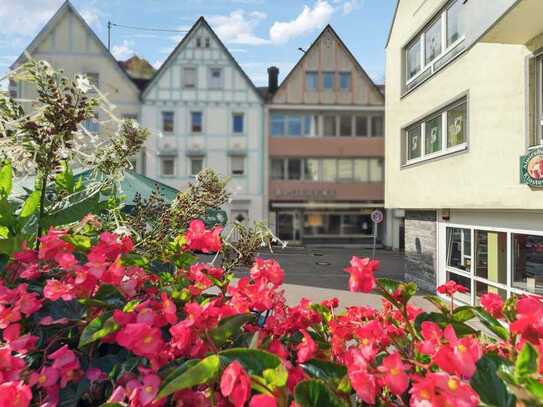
[339,72,351,91]
[403,0,466,91]
[403,98,467,165]
[196,37,202,48]
[424,115,442,154]
[306,72,318,91]
[205,38,211,48]
[190,157,203,176]
[271,113,285,136]
[209,68,223,89]
[512,234,543,295]
[160,158,175,177]
[371,115,384,137]
[322,159,337,181]
[369,158,384,182]
[122,113,138,122]
[183,67,197,88]
[304,159,320,181]
[191,112,203,133]
[323,72,334,90]
[475,230,507,285]
[162,111,174,133]
[304,213,373,237]
[323,115,337,137]
[83,113,99,133]
[231,156,245,176]
[338,159,353,181]
[85,73,99,91]
[271,159,285,180]
[287,115,302,136]
[425,18,442,65]
[446,228,471,271]
[354,159,369,182]
[287,159,302,180]
[339,116,352,137]
[232,113,244,134]
[355,116,368,137]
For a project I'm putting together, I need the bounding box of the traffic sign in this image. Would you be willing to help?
[371,209,384,224]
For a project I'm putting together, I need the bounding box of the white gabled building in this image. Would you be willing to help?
[10,0,144,172]
[141,17,266,225]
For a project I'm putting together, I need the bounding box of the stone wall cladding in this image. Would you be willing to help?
[404,210,437,292]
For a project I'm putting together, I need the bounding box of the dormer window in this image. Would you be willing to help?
[196,37,202,48]
[205,38,210,48]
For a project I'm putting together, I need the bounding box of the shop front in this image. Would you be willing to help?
[437,210,543,305]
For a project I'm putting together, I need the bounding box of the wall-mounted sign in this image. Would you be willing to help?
[520,147,543,187]
[273,189,337,200]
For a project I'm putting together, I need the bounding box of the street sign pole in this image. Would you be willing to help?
[372,223,377,259]
[370,209,384,259]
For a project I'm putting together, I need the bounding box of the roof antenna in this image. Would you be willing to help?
[107,21,112,51]
[298,47,306,53]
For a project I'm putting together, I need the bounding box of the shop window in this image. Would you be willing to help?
[475,230,507,285]
[271,159,285,180]
[512,233,543,295]
[160,158,175,177]
[232,113,244,134]
[322,159,337,181]
[287,115,302,136]
[446,271,471,304]
[162,111,174,133]
[323,115,337,137]
[191,112,203,133]
[190,157,203,176]
[183,67,197,88]
[304,159,320,181]
[339,115,353,137]
[271,113,285,136]
[355,116,368,137]
[446,227,471,272]
[231,156,245,176]
[287,159,302,180]
[306,72,318,91]
[208,67,223,89]
[475,281,507,306]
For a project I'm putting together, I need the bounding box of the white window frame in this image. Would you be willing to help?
[440,222,543,305]
[183,67,197,89]
[190,157,204,177]
[160,157,176,177]
[232,113,244,135]
[162,111,174,134]
[403,98,468,166]
[191,111,203,133]
[208,67,223,89]
[230,156,245,176]
[404,0,466,90]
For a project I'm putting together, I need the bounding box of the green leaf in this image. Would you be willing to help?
[62,234,92,251]
[525,377,543,399]
[414,312,477,336]
[301,359,347,382]
[157,355,220,400]
[219,348,283,377]
[0,163,12,197]
[42,191,100,228]
[19,190,41,219]
[470,353,516,407]
[452,305,475,322]
[36,299,85,322]
[55,162,75,193]
[79,311,119,348]
[58,378,90,407]
[515,343,539,382]
[472,307,509,341]
[0,225,8,239]
[377,278,400,295]
[93,284,125,308]
[209,313,256,347]
[424,295,451,314]
[294,380,348,407]
[0,198,15,227]
[263,365,288,388]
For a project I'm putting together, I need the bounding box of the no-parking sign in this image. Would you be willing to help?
[371,209,384,224]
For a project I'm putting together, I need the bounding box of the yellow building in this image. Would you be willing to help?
[385,0,543,303]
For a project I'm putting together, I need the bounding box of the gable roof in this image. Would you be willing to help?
[142,16,262,101]
[11,0,141,94]
[385,0,400,49]
[271,24,384,103]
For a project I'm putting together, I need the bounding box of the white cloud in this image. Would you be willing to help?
[0,0,62,37]
[208,10,270,45]
[112,40,135,60]
[152,60,164,69]
[269,0,334,44]
[342,0,361,15]
[79,6,103,29]
[229,48,247,53]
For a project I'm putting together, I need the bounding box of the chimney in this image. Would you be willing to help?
[267,66,279,94]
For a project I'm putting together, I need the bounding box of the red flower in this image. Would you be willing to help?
[297,329,317,363]
[161,292,177,325]
[116,323,165,358]
[126,374,160,406]
[287,366,305,392]
[43,279,74,301]
[344,257,379,293]
[433,325,482,379]
[3,323,38,354]
[48,345,80,387]
[185,220,223,253]
[250,394,277,407]
[29,367,60,388]
[220,361,251,406]
[510,296,543,344]
[250,258,284,286]
[378,352,409,396]
[437,280,468,297]
[411,373,479,407]
[0,381,32,407]
[418,321,443,356]
[479,293,504,319]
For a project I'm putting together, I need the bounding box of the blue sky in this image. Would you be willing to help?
[0,0,396,86]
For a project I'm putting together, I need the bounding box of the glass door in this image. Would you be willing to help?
[277,212,295,241]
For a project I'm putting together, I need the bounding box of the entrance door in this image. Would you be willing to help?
[277,212,295,241]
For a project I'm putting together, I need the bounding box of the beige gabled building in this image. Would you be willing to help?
[386,0,543,301]
[10,0,144,172]
[265,25,400,247]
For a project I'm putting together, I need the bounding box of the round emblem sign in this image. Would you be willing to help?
[371,209,384,224]
[520,147,543,187]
